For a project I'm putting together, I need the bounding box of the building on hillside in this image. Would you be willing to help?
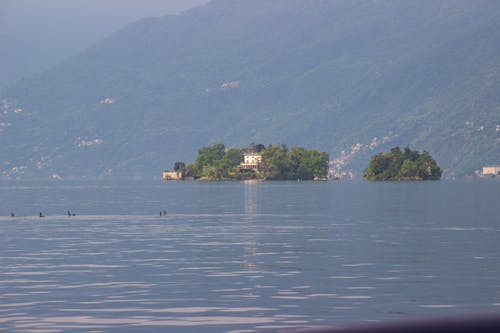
[162,170,184,180]
[239,150,262,171]
[482,166,500,176]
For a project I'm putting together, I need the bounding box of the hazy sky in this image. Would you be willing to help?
[0,0,210,87]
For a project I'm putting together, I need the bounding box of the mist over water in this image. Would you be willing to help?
[1,180,499,332]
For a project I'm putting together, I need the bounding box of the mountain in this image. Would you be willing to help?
[1,0,499,179]
[0,0,209,88]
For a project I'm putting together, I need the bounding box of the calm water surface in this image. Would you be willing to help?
[1,180,499,332]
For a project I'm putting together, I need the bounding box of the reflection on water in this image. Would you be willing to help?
[243,181,260,275]
[244,180,259,215]
[0,180,499,332]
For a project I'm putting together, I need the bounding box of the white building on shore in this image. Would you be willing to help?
[482,166,500,176]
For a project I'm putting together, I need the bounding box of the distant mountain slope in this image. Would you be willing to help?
[0,0,209,87]
[1,0,499,179]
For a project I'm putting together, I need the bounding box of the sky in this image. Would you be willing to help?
[0,0,210,87]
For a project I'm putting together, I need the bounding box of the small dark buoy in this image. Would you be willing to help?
[11,212,15,217]
[39,212,45,218]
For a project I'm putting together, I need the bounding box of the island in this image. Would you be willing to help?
[163,143,329,181]
[363,146,442,181]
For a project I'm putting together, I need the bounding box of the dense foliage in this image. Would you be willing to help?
[260,145,329,181]
[182,143,329,181]
[188,144,243,180]
[364,147,442,181]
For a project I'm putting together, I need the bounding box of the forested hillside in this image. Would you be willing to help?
[1,0,499,179]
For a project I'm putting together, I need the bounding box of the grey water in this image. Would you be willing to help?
[1,180,499,332]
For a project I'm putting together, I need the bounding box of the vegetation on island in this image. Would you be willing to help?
[175,143,329,181]
[363,146,442,181]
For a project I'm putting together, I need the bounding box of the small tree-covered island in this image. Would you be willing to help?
[164,144,329,181]
[364,146,443,181]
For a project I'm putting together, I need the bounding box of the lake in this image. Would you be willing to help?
[1,180,499,332]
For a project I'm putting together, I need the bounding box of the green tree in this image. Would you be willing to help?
[185,163,197,177]
[364,146,442,181]
[416,151,443,180]
[311,151,330,179]
[260,145,329,180]
[249,143,266,153]
[254,144,266,153]
[289,146,305,179]
[223,148,243,167]
[261,145,291,180]
[194,143,225,176]
[201,165,220,180]
[399,159,418,179]
[173,161,186,172]
[364,153,389,180]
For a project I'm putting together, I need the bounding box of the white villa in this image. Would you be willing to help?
[239,151,262,170]
[483,166,500,176]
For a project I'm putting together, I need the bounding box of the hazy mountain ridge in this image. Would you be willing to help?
[1,0,499,179]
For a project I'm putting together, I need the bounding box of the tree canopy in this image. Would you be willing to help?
[179,143,329,181]
[363,146,442,181]
[260,145,329,180]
